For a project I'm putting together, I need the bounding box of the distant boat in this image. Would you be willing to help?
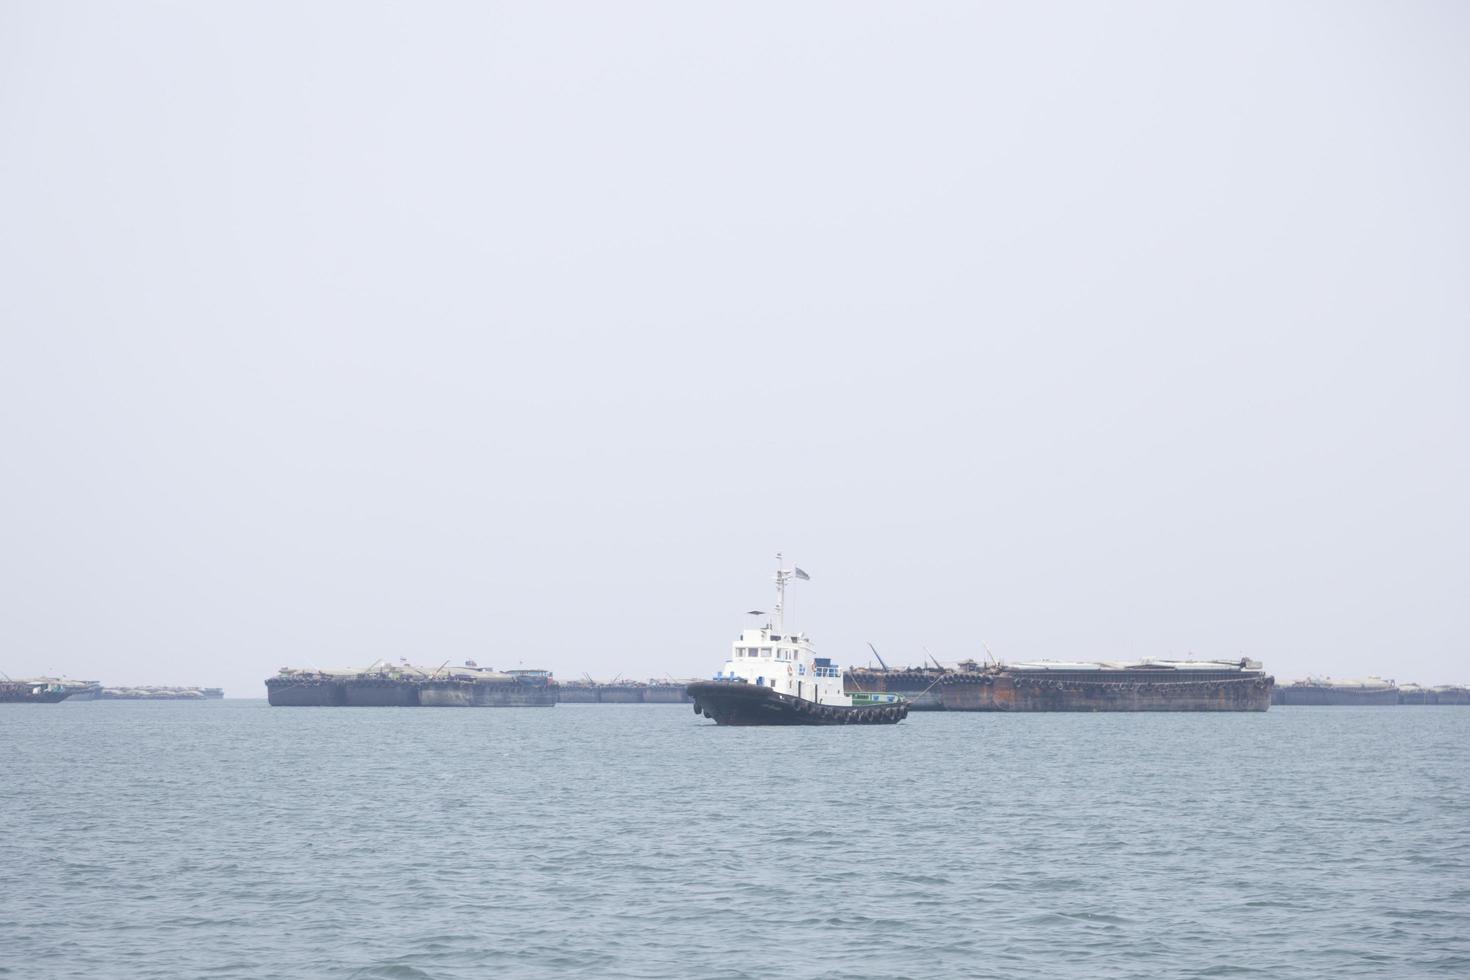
[1,678,97,704]
[686,557,908,726]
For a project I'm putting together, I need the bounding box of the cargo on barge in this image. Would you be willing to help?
[97,686,220,701]
[937,659,1273,711]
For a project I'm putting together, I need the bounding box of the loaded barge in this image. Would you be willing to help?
[935,659,1273,711]
[1398,684,1470,705]
[687,558,908,726]
[266,661,557,707]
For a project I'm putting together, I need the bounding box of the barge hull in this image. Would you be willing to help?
[1272,686,1398,706]
[419,681,558,707]
[340,680,419,707]
[265,680,346,706]
[844,669,945,710]
[939,672,1272,711]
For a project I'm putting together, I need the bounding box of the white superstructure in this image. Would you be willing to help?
[709,555,849,707]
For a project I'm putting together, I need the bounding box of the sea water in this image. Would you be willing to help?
[2,701,1467,979]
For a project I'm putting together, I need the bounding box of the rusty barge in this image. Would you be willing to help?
[844,666,948,710]
[932,659,1273,711]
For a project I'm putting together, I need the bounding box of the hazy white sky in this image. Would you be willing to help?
[2,2,1466,695]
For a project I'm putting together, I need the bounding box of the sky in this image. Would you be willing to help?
[1,1,1466,695]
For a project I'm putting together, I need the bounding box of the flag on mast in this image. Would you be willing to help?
[793,567,810,581]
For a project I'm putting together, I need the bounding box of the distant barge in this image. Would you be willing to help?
[266,661,557,707]
[940,660,1272,711]
[1398,684,1470,705]
[96,686,223,701]
[556,680,695,703]
[848,659,1272,711]
[1272,677,1399,706]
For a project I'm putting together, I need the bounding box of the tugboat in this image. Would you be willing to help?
[686,557,909,726]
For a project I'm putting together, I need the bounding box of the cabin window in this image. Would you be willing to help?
[761,648,772,658]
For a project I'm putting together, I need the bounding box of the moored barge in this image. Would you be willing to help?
[266,661,557,707]
[554,679,695,703]
[420,666,557,707]
[937,659,1273,711]
[845,665,948,710]
[1271,677,1398,706]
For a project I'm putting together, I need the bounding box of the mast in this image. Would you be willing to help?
[774,553,788,632]
[772,553,808,633]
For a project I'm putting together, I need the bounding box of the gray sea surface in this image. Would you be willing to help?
[2,701,1467,979]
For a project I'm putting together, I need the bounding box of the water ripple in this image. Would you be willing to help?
[1,702,1467,978]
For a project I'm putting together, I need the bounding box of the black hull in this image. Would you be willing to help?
[341,680,419,706]
[266,680,346,706]
[0,691,71,704]
[686,681,908,726]
[419,681,559,707]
